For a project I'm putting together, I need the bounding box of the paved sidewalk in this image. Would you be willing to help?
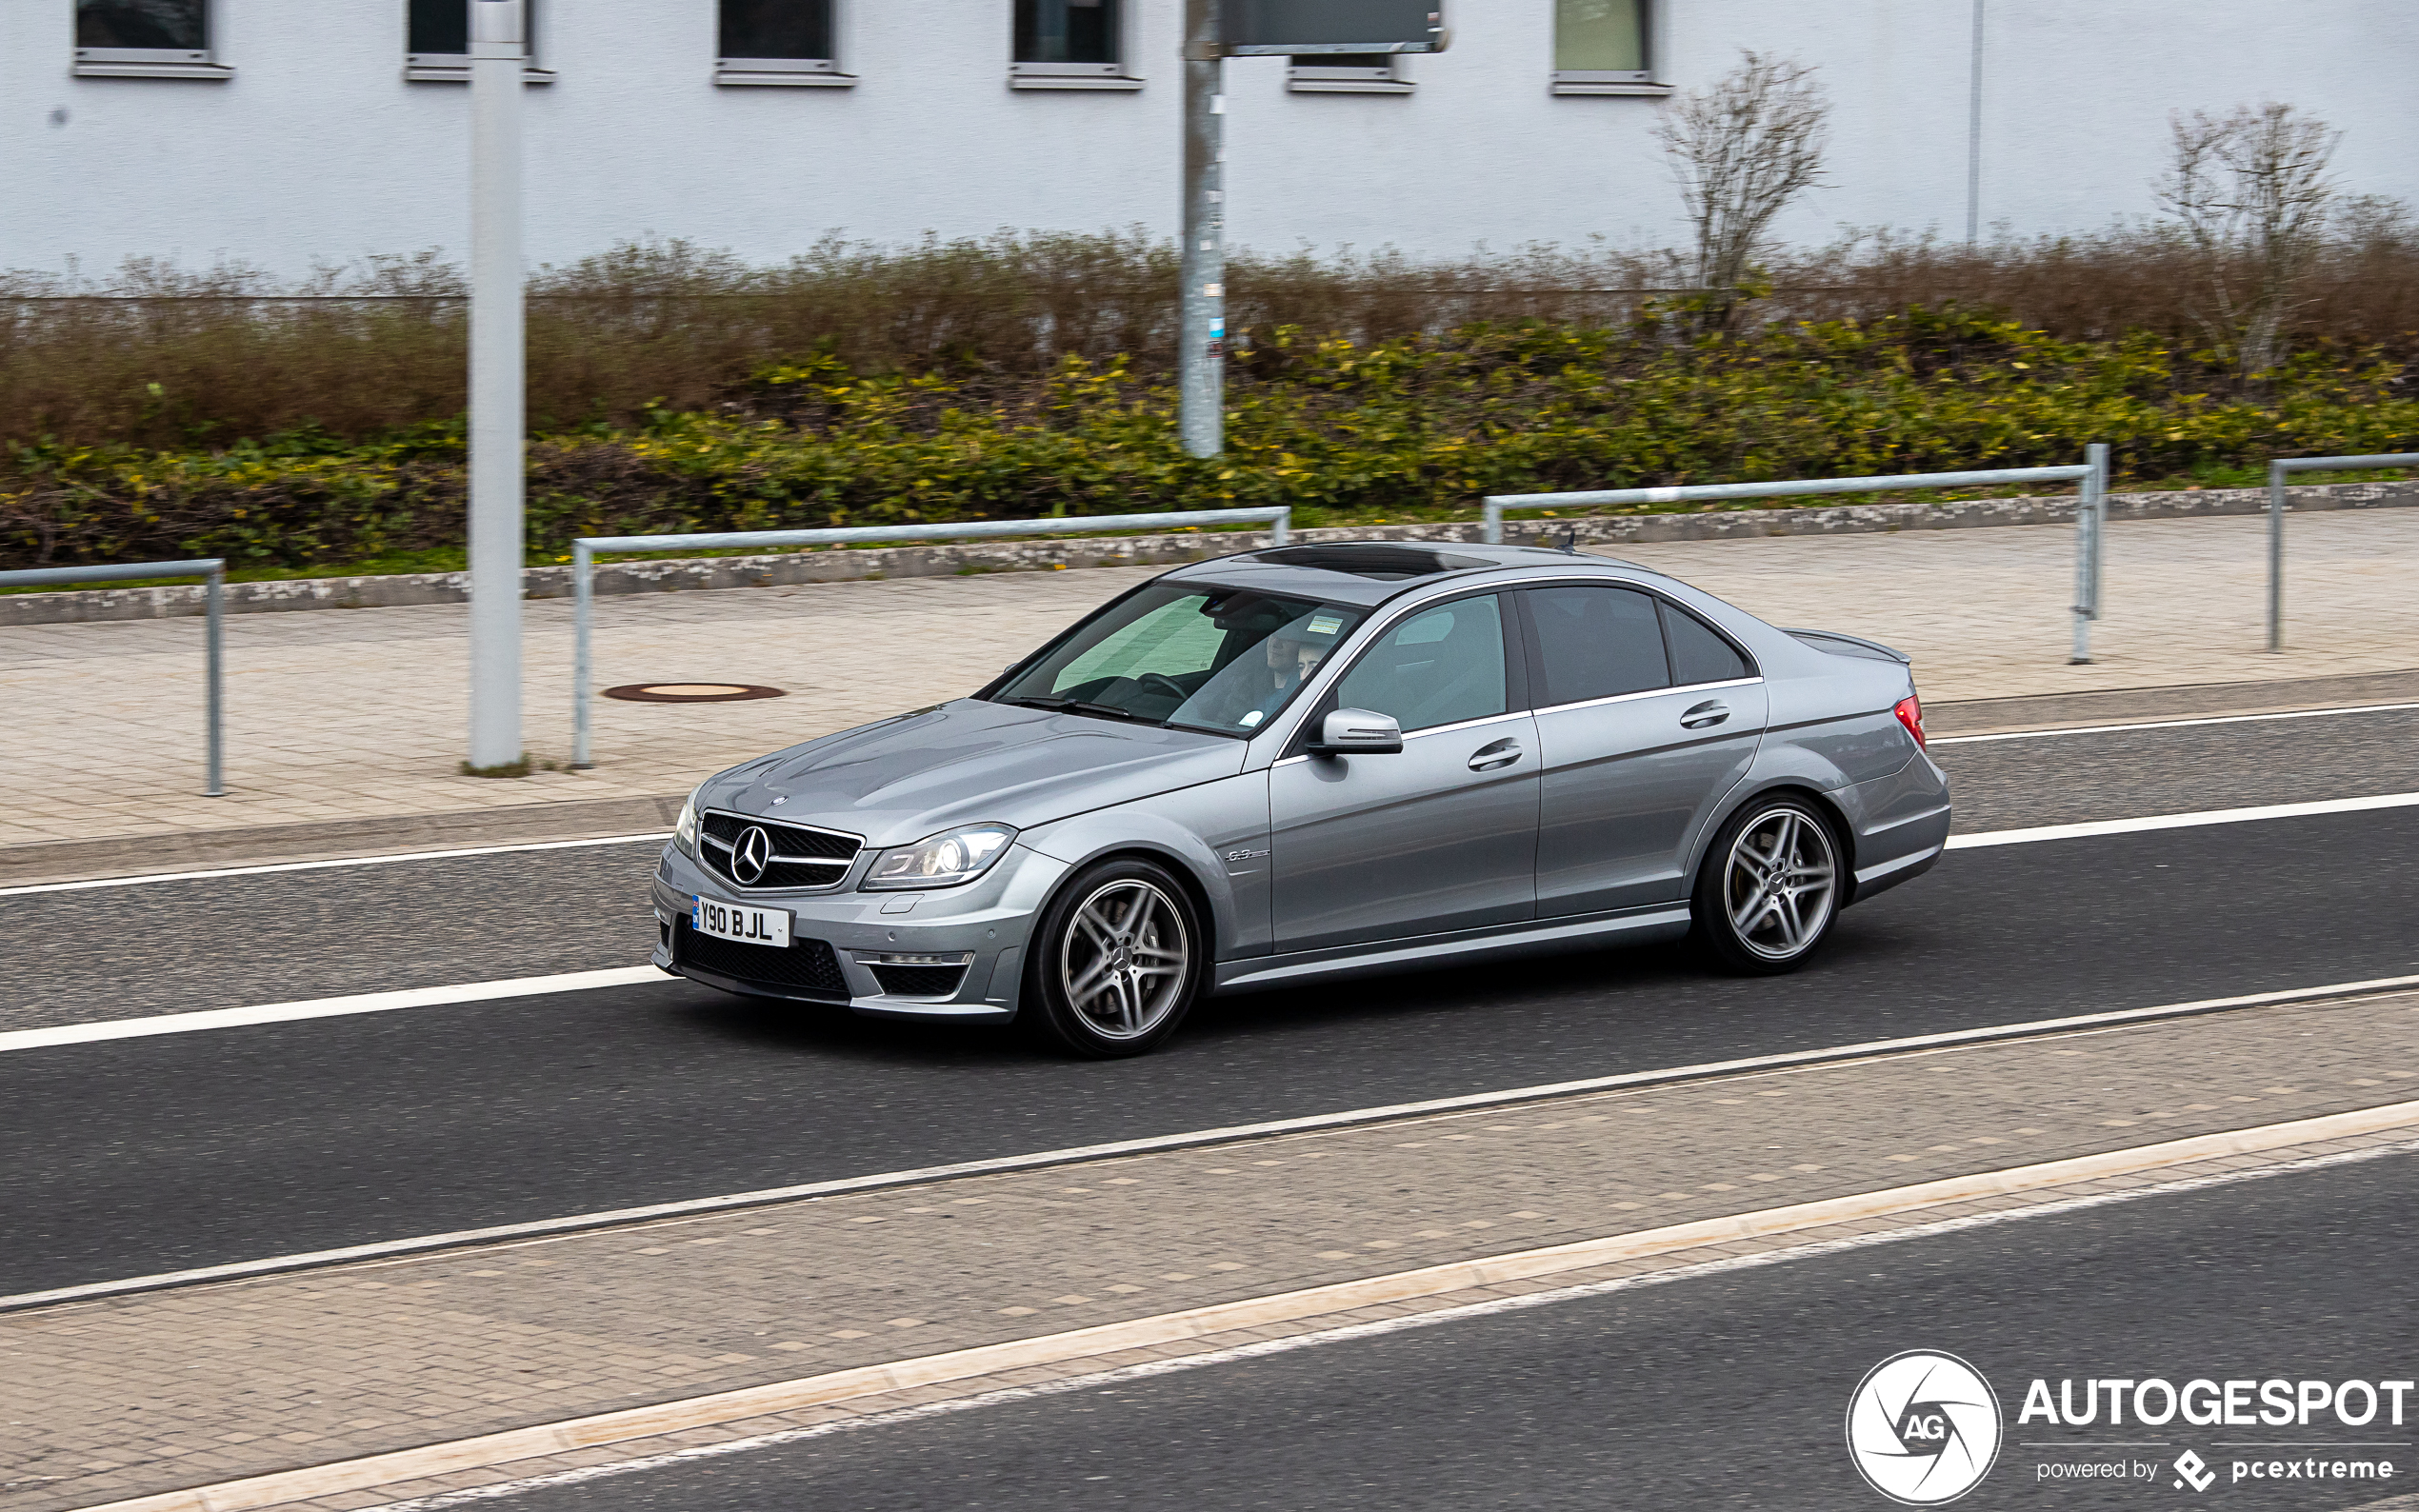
[5,990,2414,1512]
[4,509,2414,858]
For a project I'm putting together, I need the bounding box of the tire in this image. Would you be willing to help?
[1021,857,1206,1058]
[1691,794,1845,975]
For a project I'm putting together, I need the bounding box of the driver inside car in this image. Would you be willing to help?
[1246,627,1333,724]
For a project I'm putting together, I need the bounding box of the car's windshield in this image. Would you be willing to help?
[990,586,1363,736]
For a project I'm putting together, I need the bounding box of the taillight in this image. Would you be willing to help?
[1893,694,1927,749]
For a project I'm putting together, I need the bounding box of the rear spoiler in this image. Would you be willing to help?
[1780,627,1911,666]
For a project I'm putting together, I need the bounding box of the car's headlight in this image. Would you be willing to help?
[862,824,1017,890]
[673,786,704,856]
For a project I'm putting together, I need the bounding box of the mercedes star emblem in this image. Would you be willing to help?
[731,826,774,885]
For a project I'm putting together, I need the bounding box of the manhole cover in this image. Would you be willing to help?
[603,683,787,704]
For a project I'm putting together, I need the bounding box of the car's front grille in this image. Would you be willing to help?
[868,964,970,998]
[673,919,850,1000]
[698,811,864,890]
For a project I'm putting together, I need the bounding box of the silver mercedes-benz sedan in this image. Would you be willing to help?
[650,541,1950,1056]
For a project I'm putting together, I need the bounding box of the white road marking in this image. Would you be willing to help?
[8,789,2406,1059]
[9,969,2416,1312]
[112,1129,2419,1512]
[0,967,671,1055]
[1933,700,2419,745]
[1949,789,2419,848]
[0,830,671,898]
[10,698,2414,899]
[10,781,2402,905]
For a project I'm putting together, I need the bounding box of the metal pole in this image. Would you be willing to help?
[2086,440,2109,618]
[467,0,526,770]
[567,507,1289,765]
[2267,459,2288,652]
[1483,500,1504,545]
[204,564,225,797]
[1178,0,1225,458]
[2069,446,2104,665]
[1965,0,1985,243]
[1487,464,2089,514]
[571,542,593,769]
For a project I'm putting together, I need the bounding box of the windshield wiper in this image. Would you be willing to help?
[1066,701,1153,724]
[1001,695,1155,726]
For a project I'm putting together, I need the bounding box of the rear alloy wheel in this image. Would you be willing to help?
[1023,859,1203,1057]
[1693,796,1843,974]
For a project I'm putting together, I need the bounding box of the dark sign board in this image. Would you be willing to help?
[1223,0,1447,54]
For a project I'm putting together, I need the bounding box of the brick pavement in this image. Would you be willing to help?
[3,508,2413,855]
[7,990,2416,1512]
[260,1124,2418,1512]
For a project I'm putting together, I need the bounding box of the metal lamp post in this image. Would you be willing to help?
[467,0,526,769]
[1176,3,1445,459]
[1178,0,1225,459]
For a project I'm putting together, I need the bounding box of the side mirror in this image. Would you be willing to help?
[1310,707,1404,756]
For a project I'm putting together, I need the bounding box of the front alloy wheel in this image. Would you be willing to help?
[1695,797,1842,973]
[1025,859,1202,1057]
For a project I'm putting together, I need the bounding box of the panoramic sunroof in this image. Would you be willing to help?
[1249,544,1494,581]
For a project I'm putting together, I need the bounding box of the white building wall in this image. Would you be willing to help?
[6,1,2414,278]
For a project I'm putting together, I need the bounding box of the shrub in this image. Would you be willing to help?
[7,308,2413,572]
[5,223,2416,452]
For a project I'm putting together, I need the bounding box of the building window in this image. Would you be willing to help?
[1288,52,1412,94]
[406,0,554,83]
[719,0,851,86]
[73,0,231,78]
[1552,0,1667,94]
[1011,0,1139,90]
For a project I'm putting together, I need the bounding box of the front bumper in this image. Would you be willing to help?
[650,841,1066,1023]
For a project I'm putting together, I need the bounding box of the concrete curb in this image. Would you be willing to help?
[9,478,2416,627]
[0,793,683,888]
[7,668,2413,888]
[1923,667,2419,737]
[67,1101,2419,1512]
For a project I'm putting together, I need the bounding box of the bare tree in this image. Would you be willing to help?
[2156,102,2340,376]
[1653,51,1831,333]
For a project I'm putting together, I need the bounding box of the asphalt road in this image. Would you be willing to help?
[8,706,2416,1032]
[1,710,2414,1296]
[478,1147,2419,1512]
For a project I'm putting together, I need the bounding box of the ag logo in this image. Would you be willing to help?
[1845,1350,2003,1505]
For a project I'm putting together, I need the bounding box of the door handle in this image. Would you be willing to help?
[1467,738,1523,772]
[1680,700,1730,729]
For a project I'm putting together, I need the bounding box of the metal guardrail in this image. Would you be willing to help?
[1483,450,2113,663]
[0,558,226,795]
[569,507,1292,768]
[2267,452,2419,652]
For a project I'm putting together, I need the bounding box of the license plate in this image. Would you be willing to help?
[691,895,791,948]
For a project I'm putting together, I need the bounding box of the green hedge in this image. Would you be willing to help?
[6,307,2414,572]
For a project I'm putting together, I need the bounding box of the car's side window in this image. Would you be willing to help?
[1332,594,1509,733]
[1527,585,1670,706]
[1660,601,1752,686]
